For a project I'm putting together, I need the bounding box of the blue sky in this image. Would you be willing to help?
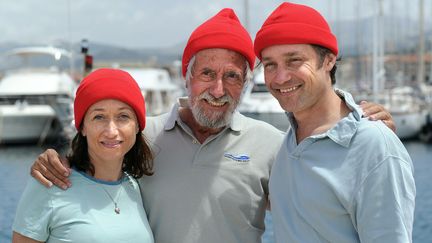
[0,0,429,49]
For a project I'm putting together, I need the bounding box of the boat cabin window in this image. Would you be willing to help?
[252,83,269,93]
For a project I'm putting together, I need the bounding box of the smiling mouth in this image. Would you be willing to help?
[205,99,227,107]
[279,85,301,94]
[101,141,122,148]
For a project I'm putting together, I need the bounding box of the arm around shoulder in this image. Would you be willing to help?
[12,232,44,243]
[30,148,71,189]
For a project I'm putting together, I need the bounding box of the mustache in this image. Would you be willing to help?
[197,92,233,104]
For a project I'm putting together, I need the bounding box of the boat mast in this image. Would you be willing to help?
[354,0,362,88]
[243,0,250,33]
[67,0,74,77]
[417,0,425,86]
[372,0,385,101]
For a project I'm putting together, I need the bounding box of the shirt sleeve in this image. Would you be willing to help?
[354,156,416,243]
[12,177,53,242]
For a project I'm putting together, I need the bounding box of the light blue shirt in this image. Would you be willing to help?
[269,90,416,243]
[13,169,154,243]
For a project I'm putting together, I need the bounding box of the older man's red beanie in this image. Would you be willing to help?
[182,8,255,77]
[254,2,338,60]
[74,68,146,131]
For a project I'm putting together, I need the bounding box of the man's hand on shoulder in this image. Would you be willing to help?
[360,101,396,132]
[30,148,71,190]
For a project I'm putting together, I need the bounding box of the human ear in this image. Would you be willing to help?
[325,54,336,71]
[81,126,87,137]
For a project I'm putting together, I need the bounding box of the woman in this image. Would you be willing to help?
[12,68,154,243]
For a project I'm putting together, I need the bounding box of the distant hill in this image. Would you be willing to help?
[0,15,430,67]
[0,40,185,69]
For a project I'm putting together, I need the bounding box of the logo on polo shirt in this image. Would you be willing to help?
[224,153,250,162]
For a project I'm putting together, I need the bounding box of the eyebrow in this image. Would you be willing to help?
[89,106,133,112]
[200,67,214,72]
[262,51,302,62]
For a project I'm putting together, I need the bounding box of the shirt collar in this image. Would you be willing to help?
[326,89,362,147]
[287,89,362,147]
[163,100,181,130]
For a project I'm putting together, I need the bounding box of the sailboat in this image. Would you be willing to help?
[369,87,427,139]
[360,0,427,139]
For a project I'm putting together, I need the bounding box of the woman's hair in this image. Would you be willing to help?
[66,131,154,179]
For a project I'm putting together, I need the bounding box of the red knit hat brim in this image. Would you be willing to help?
[74,68,146,132]
[254,2,338,60]
[182,8,255,77]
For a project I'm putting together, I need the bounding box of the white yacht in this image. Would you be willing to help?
[123,67,183,116]
[370,87,427,140]
[0,47,77,144]
[238,67,289,132]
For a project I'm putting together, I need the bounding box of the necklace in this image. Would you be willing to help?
[101,185,123,214]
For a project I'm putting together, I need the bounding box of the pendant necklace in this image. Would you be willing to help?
[101,186,123,214]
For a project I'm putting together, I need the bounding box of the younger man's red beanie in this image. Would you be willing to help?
[254,2,338,60]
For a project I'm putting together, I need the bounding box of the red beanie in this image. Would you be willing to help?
[182,8,255,77]
[254,2,338,60]
[74,68,146,131]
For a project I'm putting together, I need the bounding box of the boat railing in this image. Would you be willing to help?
[0,94,70,106]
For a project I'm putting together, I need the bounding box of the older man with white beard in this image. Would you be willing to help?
[184,54,245,130]
[29,8,395,243]
[137,10,285,242]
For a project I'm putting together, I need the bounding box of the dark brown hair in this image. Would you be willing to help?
[311,44,339,85]
[66,132,154,179]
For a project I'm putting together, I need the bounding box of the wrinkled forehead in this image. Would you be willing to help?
[194,48,248,70]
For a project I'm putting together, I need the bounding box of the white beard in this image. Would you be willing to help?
[188,91,238,128]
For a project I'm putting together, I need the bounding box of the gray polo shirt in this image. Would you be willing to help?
[139,101,285,243]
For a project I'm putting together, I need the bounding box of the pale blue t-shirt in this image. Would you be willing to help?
[13,169,154,243]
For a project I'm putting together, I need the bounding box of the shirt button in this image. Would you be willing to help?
[192,140,198,144]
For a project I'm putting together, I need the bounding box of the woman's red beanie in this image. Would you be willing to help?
[182,8,255,77]
[74,68,146,131]
[254,2,338,60]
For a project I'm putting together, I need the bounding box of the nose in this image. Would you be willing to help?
[209,78,225,98]
[274,67,292,85]
[104,120,119,137]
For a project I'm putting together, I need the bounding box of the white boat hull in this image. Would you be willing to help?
[0,46,78,144]
[393,111,427,139]
[241,111,289,132]
[0,104,57,143]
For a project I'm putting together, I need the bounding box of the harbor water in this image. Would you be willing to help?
[1,141,431,242]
